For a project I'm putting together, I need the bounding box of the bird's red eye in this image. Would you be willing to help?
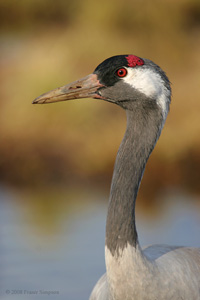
[116,68,127,77]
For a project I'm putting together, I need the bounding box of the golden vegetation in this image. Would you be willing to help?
[0,0,200,199]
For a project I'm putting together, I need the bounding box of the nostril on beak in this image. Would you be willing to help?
[69,85,82,90]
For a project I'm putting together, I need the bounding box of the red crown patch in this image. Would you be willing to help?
[126,55,144,67]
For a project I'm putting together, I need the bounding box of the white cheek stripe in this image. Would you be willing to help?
[123,68,170,118]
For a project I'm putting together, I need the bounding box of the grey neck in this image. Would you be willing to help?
[105,103,164,256]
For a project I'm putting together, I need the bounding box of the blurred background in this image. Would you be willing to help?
[0,0,200,299]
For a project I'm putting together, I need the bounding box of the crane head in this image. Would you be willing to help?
[33,55,171,117]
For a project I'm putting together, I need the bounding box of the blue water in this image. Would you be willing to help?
[0,187,200,300]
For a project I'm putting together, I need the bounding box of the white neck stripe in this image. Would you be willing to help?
[123,68,170,118]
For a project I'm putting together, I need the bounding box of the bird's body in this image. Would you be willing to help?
[33,55,200,299]
[91,245,200,300]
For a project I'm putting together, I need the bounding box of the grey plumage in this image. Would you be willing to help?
[33,55,200,300]
[90,245,200,300]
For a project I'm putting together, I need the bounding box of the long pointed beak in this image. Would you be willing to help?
[32,74,104,104]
